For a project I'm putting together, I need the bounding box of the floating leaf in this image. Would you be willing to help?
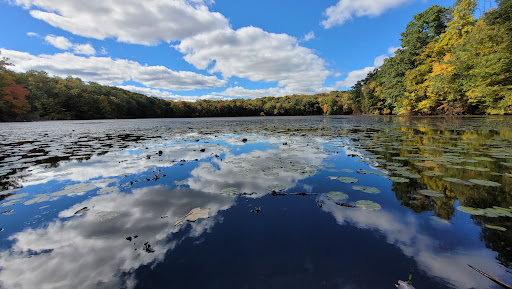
[469,179,501,187]
[457,206,485,215]
[473,157,495,162]
[356,200,381,211]
[96,211,121,221]
[175,208,210,226]
[220,187,239,195]
[23,194,50,205]
[392,156,408,161]
[97,186,120,195]
[336,177,358,184]
[352,186,381,194]
[267,184,287,192]
[51,183,96,197]
[174,180,187,186]
[326,191,349,200]
[482,208,512,218]
[398,172,421,178]
[485,224,507,231]
[422,171,443,176]
[340,169,354,173]
[389,177,409,183]
[418,190,444,197]
[357,169,387,176]
[442,177,474,185]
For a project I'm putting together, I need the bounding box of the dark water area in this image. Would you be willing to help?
[0,116,511,289]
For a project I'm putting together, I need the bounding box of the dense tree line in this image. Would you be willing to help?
[0,60,353,121]
[353,0,512,115]
[1,0,511,121]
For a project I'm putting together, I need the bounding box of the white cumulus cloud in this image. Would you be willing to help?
[212,86,280,99]
[321,0,412,28]
[45,35,73,50]
[335,46,400,88]
[72,43,96,55]
[44,35,97,55]
[176,26,331,96]
[335,66,375,88]
[117,85,201,101]
[13,0,229,45]
[303,31,315,41]
[1,49,226,91]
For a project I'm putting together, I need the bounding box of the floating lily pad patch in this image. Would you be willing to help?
[51,183,97,197]
[389,177,409,183]
[5,193,28,200]
[336,177,359,184]
[468,179,501,187]
[473,157,495,162]
[220,187,239,195]
[340,169,354,173]
[97,186,120,195]
[418,190,444,197]
[267,184,287,192]
[442,177,473,185]
[397,172,421,179]
[355,200,382,211]
[96,211,121,221]
[352,186,381,194]
[422,171,443,176]
[23,194,50,205]
[457,206,485,215]
[357,169,387,176]
[484,224,507,231]
[174,180,188,186]
[326,191,349,200]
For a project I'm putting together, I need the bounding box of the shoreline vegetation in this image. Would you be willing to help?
[1,0,511,122]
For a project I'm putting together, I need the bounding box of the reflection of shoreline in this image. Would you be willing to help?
[320,196,510,289]
[0,186,235,289]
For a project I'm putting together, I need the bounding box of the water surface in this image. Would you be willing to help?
[1,116,511,289]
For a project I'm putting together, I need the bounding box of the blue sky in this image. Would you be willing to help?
[0,0,494,101]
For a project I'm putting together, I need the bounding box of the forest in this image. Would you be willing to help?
[0,0,511,121]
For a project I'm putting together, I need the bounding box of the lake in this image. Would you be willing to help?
[0,116,511,289]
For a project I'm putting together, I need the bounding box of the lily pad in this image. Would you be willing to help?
[473,157,495,161]
[326,191,349,201]
[96,211,121,221]
[174,180,187,186]
[336,177,358,184]
[51,183,96,197]
[174,207,210,226]
[482,208,512,218]
[220,187,239,195]
[457,206,485,215]
[485,224,507,231]
[418,190,444,197]
[340,169,354,173]
[422,171,443,176]
[355,200,382,211]
[97,186,120,195]
[357,169,387,176]
[389,177,409,183]
[352,186,381,194]
[23,194,50,205]
[468,179,501,187]
[267,184,287,192]
[442,177,474,185]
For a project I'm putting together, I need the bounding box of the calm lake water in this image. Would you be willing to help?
[0,116,511,289]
